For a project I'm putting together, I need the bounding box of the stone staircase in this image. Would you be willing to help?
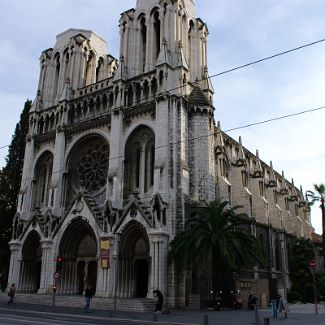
[0,292,155,312]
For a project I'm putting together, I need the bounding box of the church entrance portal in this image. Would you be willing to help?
[134,259,148,297]
[58,217,98,295]
[20,230,42,293]
[118,221,150,298]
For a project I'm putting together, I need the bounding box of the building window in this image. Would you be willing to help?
[259,181,264,196]
[124,126,155,197]
[228,185,232,206]
[241,170,248,187]
[285,198,289,210]
[249,195,253,217]
[219,159,228,178]
[273,190,278,204]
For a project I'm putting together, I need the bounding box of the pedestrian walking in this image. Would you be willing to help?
[7,283,16,307]
[84,286,93,312]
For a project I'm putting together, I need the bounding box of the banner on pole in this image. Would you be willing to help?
[100,239,110,269]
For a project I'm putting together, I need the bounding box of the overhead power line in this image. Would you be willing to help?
[209,38,325,79]
[1,104,324,183]
[0,37,325,153]
[225,106,325,132]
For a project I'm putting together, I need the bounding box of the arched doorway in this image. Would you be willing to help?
[20,230,42,293]
[118,221,150,298]
[58,217,98,295]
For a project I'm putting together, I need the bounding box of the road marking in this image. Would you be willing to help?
[0,313,95,325]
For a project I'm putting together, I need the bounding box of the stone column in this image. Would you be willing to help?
[51,127,66,217]
[139,144,146,195]
[148,231,169,297]
[8,241,22,290]
[20,136,35,220]
[96,234,114,297]
[38,239,53,293]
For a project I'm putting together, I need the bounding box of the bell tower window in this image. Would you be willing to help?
[153,11,161,59]
[140,17,147,73]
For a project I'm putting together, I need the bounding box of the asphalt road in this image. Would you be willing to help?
[1,304,325,325]
[0,308,194,325]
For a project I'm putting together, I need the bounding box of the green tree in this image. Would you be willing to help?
[169,200,264,290]
[306,184,325,261]
[0,99,31,278]
[288,237,315,302]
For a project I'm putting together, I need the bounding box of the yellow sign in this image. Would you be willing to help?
[100,239,110,269]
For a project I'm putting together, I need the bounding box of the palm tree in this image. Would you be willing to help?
[169,200,264,290]
[306,184,325,261]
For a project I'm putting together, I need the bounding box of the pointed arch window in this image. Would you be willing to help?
[53,54,60,102]
[124,127,155,198]
[139,16,147,73]
[153,10,161,59]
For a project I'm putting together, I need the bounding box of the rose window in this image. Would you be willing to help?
[75,141,109,193]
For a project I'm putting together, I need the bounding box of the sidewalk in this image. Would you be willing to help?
[1,301,325,325]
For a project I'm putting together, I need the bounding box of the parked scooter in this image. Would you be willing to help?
[230,290,242,309]
[211,290,222,311]
[248,292,258,310]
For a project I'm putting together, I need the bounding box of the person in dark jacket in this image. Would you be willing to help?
[84,286,93,312]
[7,283,16,307]
[153,289,163,312]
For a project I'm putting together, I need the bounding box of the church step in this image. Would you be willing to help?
[0,292,155,312]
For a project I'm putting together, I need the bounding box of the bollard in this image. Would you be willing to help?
[264,317,270,325]
[254,305,260,325]
[153,313,158,321]
[203,314,209,325]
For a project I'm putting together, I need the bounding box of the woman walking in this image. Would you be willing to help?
[7,283,16,307]
[84,286,93,312]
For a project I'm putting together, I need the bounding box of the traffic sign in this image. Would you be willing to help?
[309,260,316,268]
[54,272,60,279]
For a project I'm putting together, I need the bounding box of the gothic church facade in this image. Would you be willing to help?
[8,0,312,307]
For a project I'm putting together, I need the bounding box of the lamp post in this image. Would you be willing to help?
[306,184,325,265]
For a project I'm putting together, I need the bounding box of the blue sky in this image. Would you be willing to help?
[1,0,325,233]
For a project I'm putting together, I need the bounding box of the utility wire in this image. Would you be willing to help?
[0,36,325,162]
[209,38,325,79]
[225,106,325,132]
[3,104,324,183]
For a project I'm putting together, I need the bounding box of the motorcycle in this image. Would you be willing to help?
[211,290,222,311]
[248,293,258,310]
[231,290,242,309]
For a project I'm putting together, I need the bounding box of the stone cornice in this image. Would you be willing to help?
[65,113,111,137]
[122,101,156,125]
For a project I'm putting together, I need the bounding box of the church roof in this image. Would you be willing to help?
[188,86,211,107]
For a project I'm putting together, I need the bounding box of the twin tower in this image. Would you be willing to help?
[37,0,212,110]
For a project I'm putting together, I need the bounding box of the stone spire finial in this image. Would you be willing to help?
[156,37,170,67]
[267,161,277,187]
[251,149,263,178]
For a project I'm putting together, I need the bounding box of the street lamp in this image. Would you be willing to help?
[306,185,325,265]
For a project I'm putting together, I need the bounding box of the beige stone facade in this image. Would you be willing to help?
[8,0,312,307]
